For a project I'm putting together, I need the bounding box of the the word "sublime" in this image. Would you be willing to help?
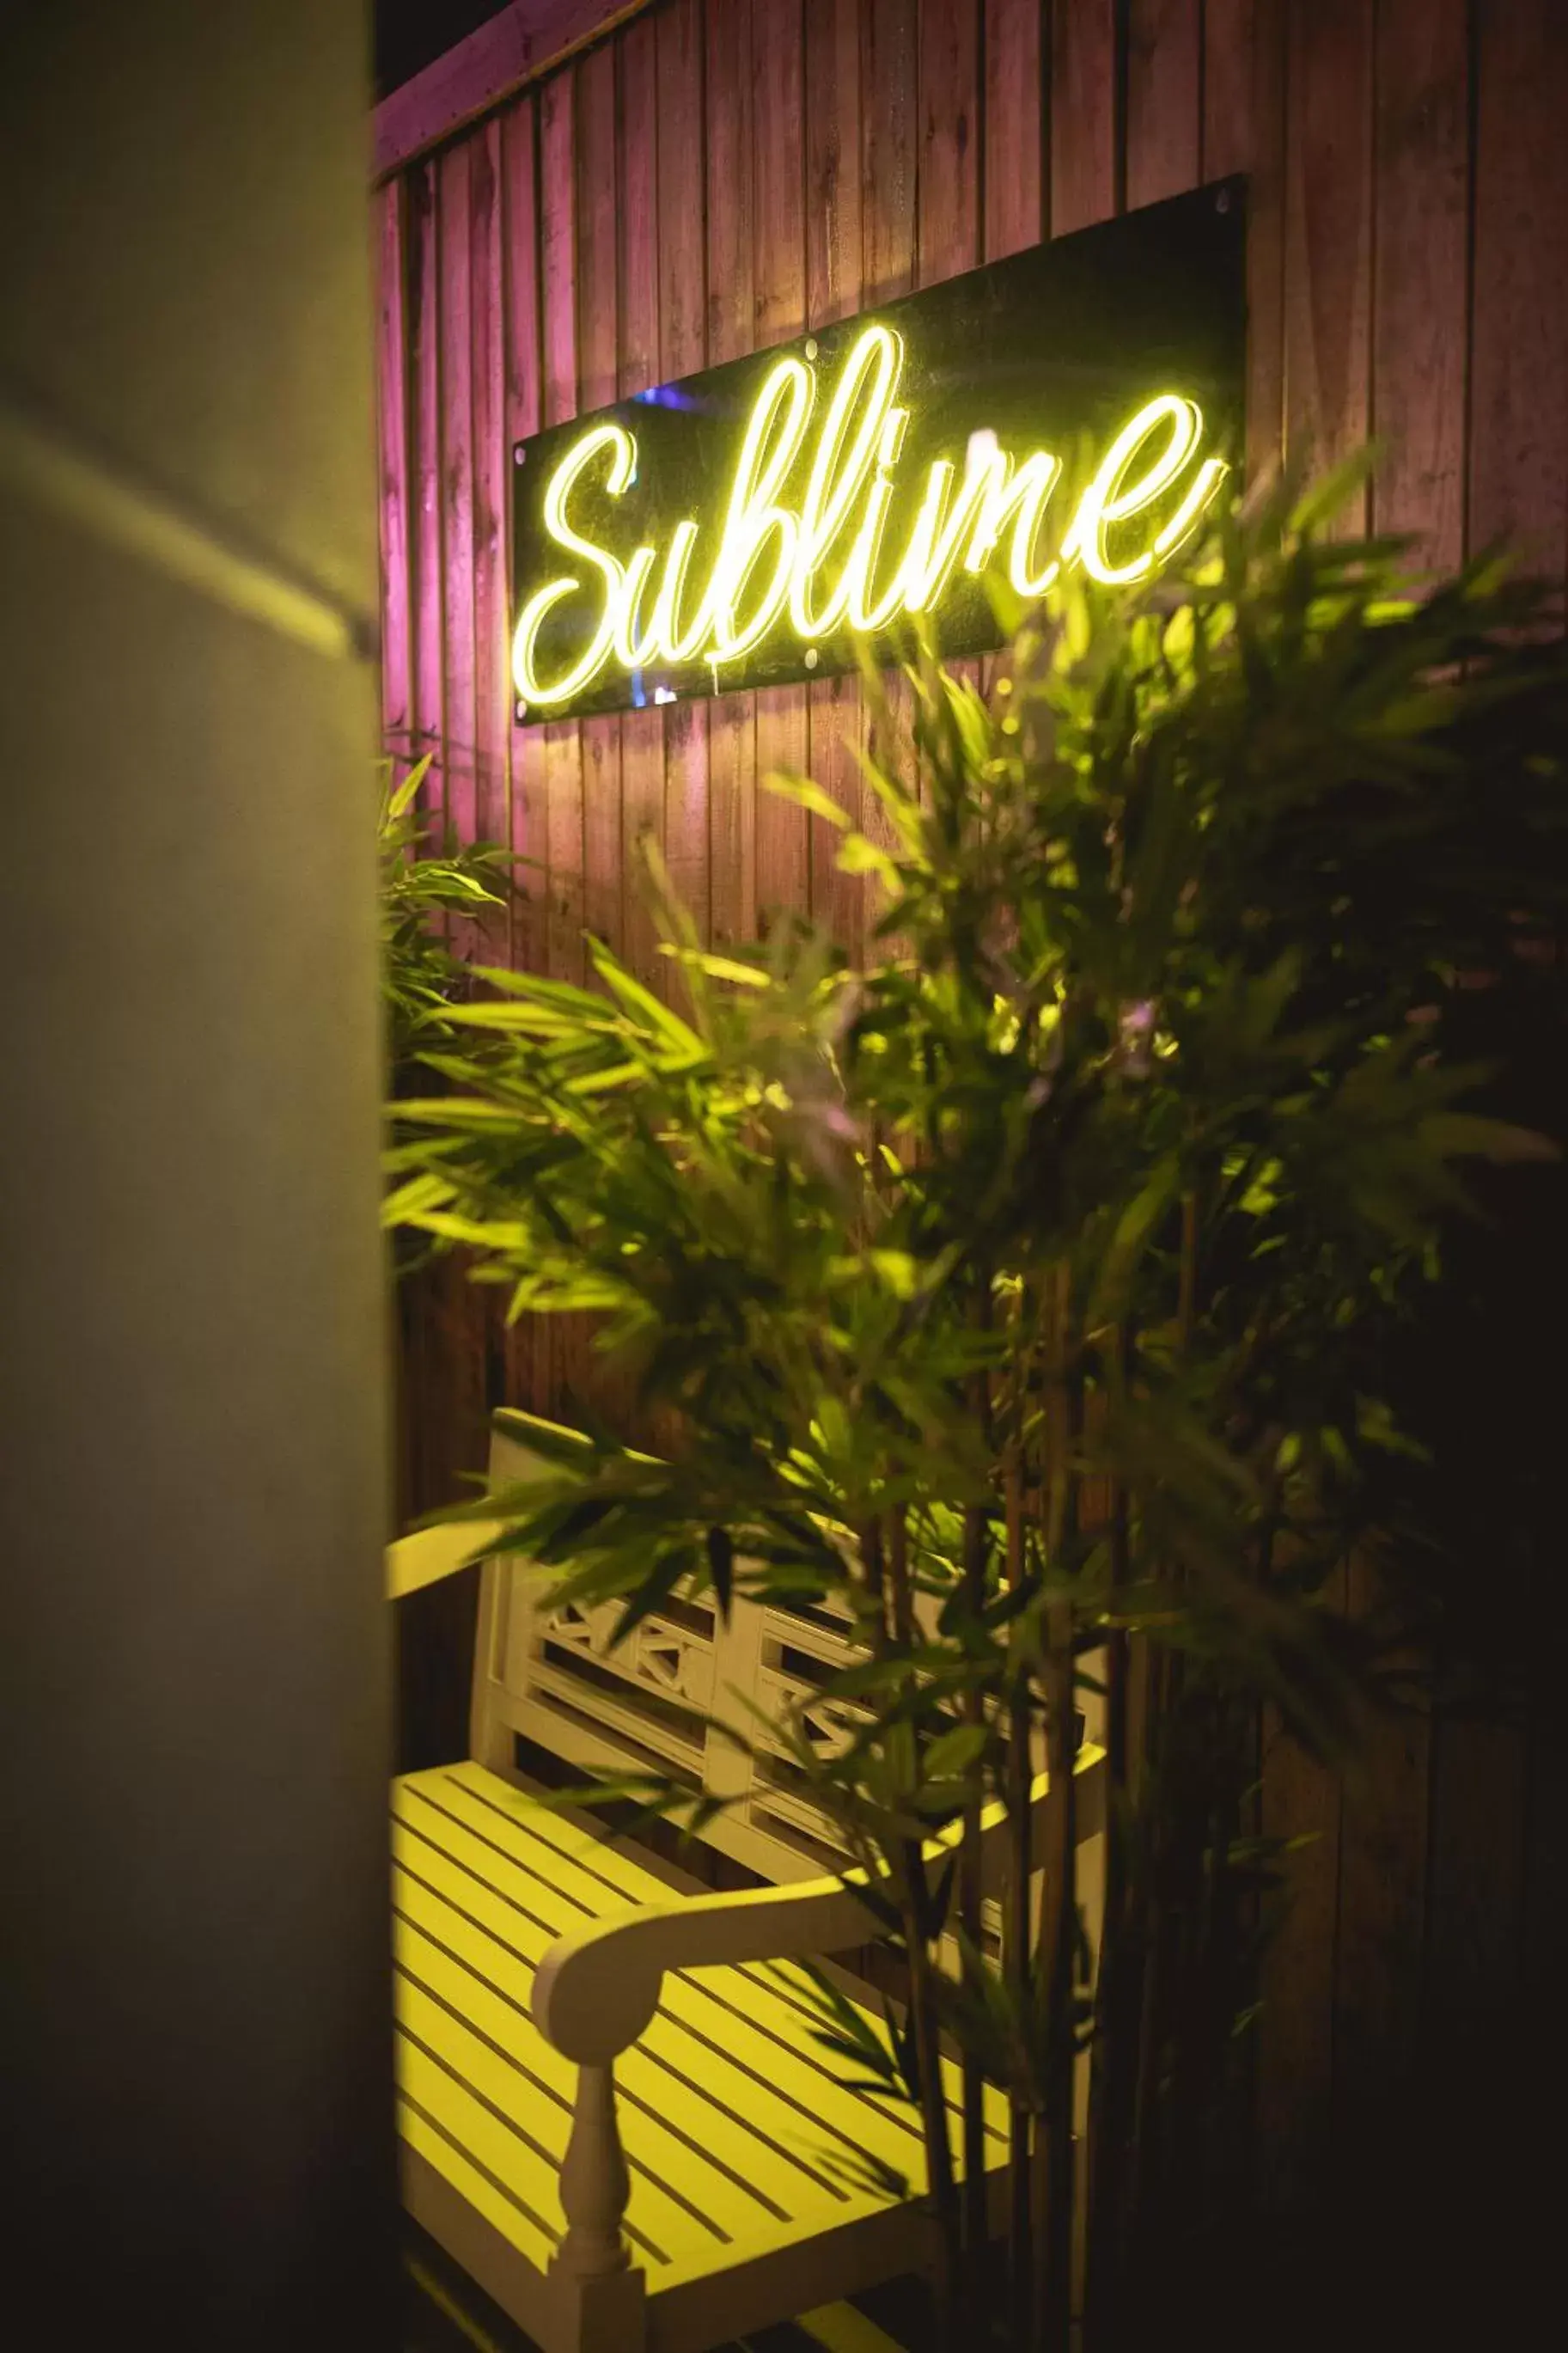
[512,324,1229,709]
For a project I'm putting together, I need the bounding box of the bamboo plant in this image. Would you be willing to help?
[383,468,1565,2351]
[378,754,513,1078]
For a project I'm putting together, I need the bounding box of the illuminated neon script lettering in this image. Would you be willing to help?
[512,325,1229,709]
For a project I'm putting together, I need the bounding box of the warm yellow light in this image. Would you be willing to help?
[611,543,661,667]
[513,337,1229,706]
[789,325,903,637]
[1063,395,1228,586]
[649,519,714,663]
[839,406,910,632]
[962,449,1065,598]
[897,451,1006,615]
[1151,455,1230,559]
[708,356,815,663]
[511,422,636,705]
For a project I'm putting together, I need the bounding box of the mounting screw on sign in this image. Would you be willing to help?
[1215,188,1230,214]
[513,443,527,464]
[515,697,528,723]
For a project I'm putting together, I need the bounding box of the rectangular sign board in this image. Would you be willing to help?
[510,180,1246,722]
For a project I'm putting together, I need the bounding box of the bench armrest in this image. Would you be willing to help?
[534,1744,1106,2063]
[385,1517,509,1601]
[386,1405,600,1600]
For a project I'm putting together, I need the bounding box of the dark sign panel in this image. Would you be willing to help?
[510,180,1247,721]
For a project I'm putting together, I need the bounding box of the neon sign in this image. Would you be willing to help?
[510,180,1245,717]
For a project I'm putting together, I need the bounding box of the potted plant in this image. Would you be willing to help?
[385,467,1564,2351]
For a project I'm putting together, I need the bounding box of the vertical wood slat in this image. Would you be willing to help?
[859,0,918,889]
[752,1,810,932]
[983,0,1043,259]
[1051,0,1119,235]
[1282,0,1374,523]
[539,67,586,995]
[1125,0,1200,209]
[978,0,1045,709]
[862,0,918,305]
[428,136,485,1647]
[918,2,985,744]
[805,0,866,950]
[439,138,479,861]
[501,92,545,1415]
[503,96,545,983]
[1369,0,1467,574]
[577,41,624,967]
[655,3,710,964]
[470,120,510,956]
[410,158,445,826]
[1258,0,1375,2220]
[918,0,979,287]
[535,66,585,1423]
[1467,0,1568,576]
[1204,0,1285,480]
[1201,0,1255,179]
[619,7,667,987]
[387,161,432,1524]
[705,0,757,950]
[462,122,515,1465]
[403,156,453,1535]
[433,137,493,1501]
[375,179,413,773]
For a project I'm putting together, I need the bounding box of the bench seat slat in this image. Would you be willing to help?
[443,1757,694,1906]
[394,1858,845,2212]
[396,2041,570,2269]
[397,2092,558,2273]
[396,1773,937,2176]
[396,1923,796,2243]
[396,1827,845,2175]
[394,1765,1012,2300]
[410,1767,1010,2149]
[435,1769,1006,2146]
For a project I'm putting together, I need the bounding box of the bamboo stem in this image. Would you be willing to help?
[1085,1329,1132,2352]
[1122,1189,1199,2281]
[903,1868,961,2347]
[1004,1452,1034,2350]
[881,1502,961,2344]
[888,1506,915,1650]
[959,1476,989,2273]
[861,1516,888,1652]
[1034,1262,1078,2352]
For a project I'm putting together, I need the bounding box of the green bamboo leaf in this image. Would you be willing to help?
[590,941,706,1054]
[760,768,852,828]
[834,833,901,882]
[1418,1112,1557,1164]
[657,945,772,989]
[922,1722,989,1780]
[387,755,434,821]
[1088,1157,1181,1325]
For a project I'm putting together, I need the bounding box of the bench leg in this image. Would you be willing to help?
[549,2062,648,2353]
[546,2260,648,2353]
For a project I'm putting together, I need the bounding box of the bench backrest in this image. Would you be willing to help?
[471,1412,921,1887]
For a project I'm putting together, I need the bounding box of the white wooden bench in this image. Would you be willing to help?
[387,1406,1104,2353]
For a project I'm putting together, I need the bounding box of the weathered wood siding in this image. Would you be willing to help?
[375,0,1567,2226]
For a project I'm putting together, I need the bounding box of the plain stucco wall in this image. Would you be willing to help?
[0,6,393,2342]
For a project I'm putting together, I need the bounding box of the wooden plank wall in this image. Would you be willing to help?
[375,0,1568,2228]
